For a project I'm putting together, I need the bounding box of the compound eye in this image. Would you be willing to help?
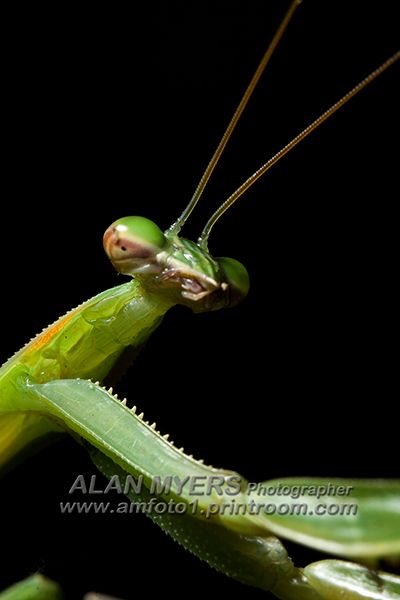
[103,216,168,274]
[216,257,250,306]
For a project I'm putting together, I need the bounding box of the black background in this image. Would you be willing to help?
[1,2,399,599]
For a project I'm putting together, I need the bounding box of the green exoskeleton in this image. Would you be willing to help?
[0,1,399,598]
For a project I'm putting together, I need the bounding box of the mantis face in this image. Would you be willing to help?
[103,216,249,312]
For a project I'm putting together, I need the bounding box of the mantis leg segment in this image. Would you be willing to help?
[91,449,324,600]
[5,379,399,599]
[247,477,400,560]
[304,560,400,600]
[0,574,63,600]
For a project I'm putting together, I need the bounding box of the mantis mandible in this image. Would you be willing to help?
[0,1,400,600]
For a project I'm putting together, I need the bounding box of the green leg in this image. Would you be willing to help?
[0,574,62,600]
[305,560,400,599]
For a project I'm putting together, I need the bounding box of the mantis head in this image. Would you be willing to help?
[103,216,249,312]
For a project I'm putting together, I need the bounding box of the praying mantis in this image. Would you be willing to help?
[1,1,399,599]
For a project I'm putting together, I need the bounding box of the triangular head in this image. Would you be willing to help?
[103,216,249,313]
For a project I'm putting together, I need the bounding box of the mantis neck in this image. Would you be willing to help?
[2,280,174,386]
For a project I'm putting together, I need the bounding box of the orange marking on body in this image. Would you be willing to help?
[27,310,77,353]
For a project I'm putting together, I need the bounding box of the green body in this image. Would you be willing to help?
[0,224,399,599]
[1,280,169,385]
[0,280,171,466]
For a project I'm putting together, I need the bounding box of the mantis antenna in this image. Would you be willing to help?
[168,0,303,236]
[198,50,399,248]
